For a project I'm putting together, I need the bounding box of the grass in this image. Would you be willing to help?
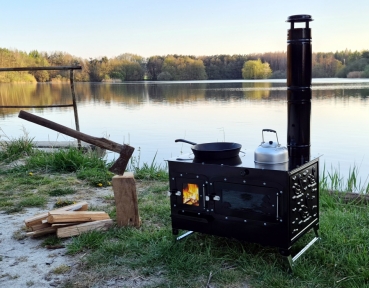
[52,264,71,274]
[128,150,168,181]
[62,185,369,288]
[1,136,369,287]
[76,167,114,187]
[41,235,63,247]
[0,128,34,163]
[321,163,369,194]
[48,187,76,197]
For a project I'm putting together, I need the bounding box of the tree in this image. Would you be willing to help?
[160,55,207,80]
[362,65,369,78]
[88,57,111,82]
[28,50,50,82]
[46,51,75,80]
[336,57,369,78]
[108,56,144,81]
[200,54,247,80]
[157,71,172,81]
[0,48,37,82]
[362,50,369,59]
[147,56,164,80]
[312,53,343,78]
[242,59,272,79]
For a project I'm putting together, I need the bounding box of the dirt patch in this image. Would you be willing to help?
[0,186,114,287]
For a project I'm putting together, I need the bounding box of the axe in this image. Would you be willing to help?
[18,110,134,175]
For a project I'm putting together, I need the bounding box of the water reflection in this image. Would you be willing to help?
[1,80,368,118]
[0,83,74,117]
[1,82,284,116]
[1,80,368,183]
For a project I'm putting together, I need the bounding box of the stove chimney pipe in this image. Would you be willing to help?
[286,15,313,168]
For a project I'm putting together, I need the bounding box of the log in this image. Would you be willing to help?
[26,226,57,238]
[112,172,140,227]
[30,223,52,231]
[47,211,110,223]
[57,219,113,238]
[51,223,80,227]
[24,201,88,227]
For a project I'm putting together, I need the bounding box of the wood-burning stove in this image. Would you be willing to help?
[167,154,319,269]
[167,15,319,269]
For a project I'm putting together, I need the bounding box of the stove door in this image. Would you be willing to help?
[172,177,207,211]
[212,182,279,223]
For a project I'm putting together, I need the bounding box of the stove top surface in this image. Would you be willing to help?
[167,152,320,172]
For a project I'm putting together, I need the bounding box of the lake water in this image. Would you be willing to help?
[1,79,369,185]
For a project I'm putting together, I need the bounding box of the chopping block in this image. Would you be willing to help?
[112,172,140,227]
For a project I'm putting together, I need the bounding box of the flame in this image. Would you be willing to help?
[183,183,199,206]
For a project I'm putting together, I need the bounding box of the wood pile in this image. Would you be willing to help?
[24,201,113,238]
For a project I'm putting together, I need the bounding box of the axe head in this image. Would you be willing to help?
[108,145,135,175]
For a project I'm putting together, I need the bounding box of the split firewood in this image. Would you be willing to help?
[57,219,114,238]
[26,226,57,238]
[24,201,88,228]
[30,222,52,231]
[47,211,110,224]
[51,223,79,227]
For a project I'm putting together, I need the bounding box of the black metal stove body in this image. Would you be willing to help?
[168,156,319,253]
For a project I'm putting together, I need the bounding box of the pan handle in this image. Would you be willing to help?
[175,139,197,145]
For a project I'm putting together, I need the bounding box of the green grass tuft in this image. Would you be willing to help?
[321,163,369,193]
[76,167,114,187]
[19,195,47,207]
[48,188,76,197]
[25,148,107,173]
[0,129,35,163]
[128,151,168,180]
[41,235,63,247]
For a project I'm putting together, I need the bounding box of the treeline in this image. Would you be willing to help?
[0,47,368,83]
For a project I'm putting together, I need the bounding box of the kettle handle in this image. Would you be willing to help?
[262,129,280,145]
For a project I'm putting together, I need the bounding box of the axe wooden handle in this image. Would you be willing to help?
[18,110,130,154]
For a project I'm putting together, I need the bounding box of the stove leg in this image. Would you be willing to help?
[280,228,321,272]
[176,230,194,241]
[313,226,320,238]
[279,249,293,272]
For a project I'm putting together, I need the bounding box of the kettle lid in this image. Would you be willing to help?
[260,140,278,148]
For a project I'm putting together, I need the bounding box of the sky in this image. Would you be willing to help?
[1,0,368,59]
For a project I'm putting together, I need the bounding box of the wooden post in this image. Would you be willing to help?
[70,69,81,148]
[112,172,140,227]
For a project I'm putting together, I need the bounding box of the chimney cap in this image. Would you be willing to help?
[286,15,313,23]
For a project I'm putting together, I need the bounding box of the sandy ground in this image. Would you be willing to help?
[1,207,76,287]
[0,187,114,288]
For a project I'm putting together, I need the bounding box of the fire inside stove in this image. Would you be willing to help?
[182,183,199,206]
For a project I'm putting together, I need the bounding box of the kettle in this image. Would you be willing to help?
[254,129,288,168]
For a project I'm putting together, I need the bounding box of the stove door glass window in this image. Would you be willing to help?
[222,191,265,213]
[214,183,278,222]
[183,183,199,206]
